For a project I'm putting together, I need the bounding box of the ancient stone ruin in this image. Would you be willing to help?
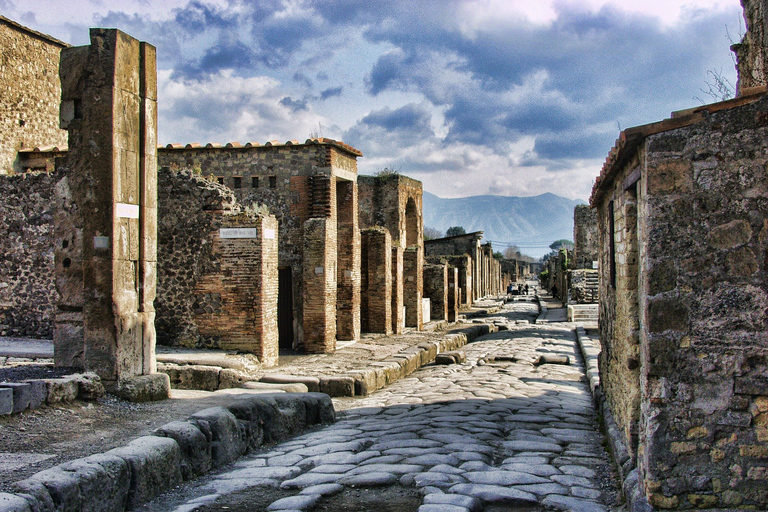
[590,1,768,505]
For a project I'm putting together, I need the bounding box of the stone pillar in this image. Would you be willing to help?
[424,263,448,322]
[57,29,169,401]
[404,247,423,329]
[733,0,768,94]
[361,227,392,334]
[447,266,459,322]
[391,246,404,334]
[303,217,336,352]
[335,179,360,341]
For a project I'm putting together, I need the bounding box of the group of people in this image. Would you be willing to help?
[506,282,531,296]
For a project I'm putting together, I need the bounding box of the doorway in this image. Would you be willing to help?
[278,267,294,351]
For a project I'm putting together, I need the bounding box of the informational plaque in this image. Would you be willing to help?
[219,228,258,239]
[264,228,276,239]
[116,202,139,219]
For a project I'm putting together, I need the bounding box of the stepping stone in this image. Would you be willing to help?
[267,494,321,510]
[339,471,398,486]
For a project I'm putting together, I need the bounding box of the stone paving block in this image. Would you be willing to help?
[16,465,83,511]
[0,383,33,413]
[154,420,212,479]
[464,470,549,486]
[423,492,483,512]
[43,378,78,404]
[0,387,12,415]
[418,504,469,512]
[298,483,343,496]
[348,369,377,396]
[61,453,132,512]
[448,483,538,505]
[339,471,399,486]
[0,493,31,512]
[106,436,183,509]
[189,407,246,467]
[266,494,321,511]
[318,376,354,397]
[9,478,54,511]
[259,374,320,392]
[280,472,340,489]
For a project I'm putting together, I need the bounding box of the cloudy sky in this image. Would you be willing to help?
[5,0,743,200]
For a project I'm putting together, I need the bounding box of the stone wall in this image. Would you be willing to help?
[159,139,362,351]
[156,169,279,365]
[361,227,392,334]
[0,16,69,175]
[423,263,448,322]
[573,204,599,270]
[733,0,768,95]
[592,92,768,509]
[0,171,57,337]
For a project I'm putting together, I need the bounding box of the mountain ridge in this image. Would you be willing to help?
[422,191,587,258]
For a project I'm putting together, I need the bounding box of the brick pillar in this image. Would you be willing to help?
[404,247,423,329]
[335,179,360,341]
[303,217,336,352]
[192,214,279,367]
[57,29,168,401]
[424,263,448,322]
[447,266,459,322]
[361,228,392,334]
[391,246,404,334]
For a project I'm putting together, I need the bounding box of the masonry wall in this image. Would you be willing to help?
[0,171,57,337]
[733,0,768,94]
[595,152,642,464]
[361,227,392,334]
[636,97,768,510]
[574,204,599,270]
[0,17,68,175]
[159,140,361,350]
[423,263,448,322]
[156,169,278,365]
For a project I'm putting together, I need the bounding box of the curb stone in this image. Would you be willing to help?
[574,327,652,512]
[1,392,335,512]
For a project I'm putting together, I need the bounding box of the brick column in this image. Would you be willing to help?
[57,29,168,401]
[404,247,423,329]
[447,266,459,322]
[391,246,404,334]
[335,179,360,341]
[302,217,336,352]
[361,227,392,334]
[424,263,448,322]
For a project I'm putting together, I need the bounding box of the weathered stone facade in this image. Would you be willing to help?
[591,90,768,509]
[158,139,362,352]
[574,204,599,270]
[0,171,57,337]
[358,174,424,330]
[423,263,448,322]
[156,169,278,365]
[54,28,169,400]
[0,16,68,175]
[732,0,768,95]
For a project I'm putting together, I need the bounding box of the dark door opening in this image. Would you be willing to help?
[278,267,294,351]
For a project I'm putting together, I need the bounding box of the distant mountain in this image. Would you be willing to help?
[422,192,587,258]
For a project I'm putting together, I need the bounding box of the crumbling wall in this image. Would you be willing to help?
[573,204,599,270]
[733,0,768,94]
[0,171,57,337]
[0,16,68,174]
[637,96,768,510]
[423,263,448,322]
[156,168,279,365]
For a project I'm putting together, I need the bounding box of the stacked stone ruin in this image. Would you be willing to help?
[590,0,768,508]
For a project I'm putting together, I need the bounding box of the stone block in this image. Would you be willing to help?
[299,392,335,424]
[226,399,265,451]
[60,454,131,512]
[0,493,31,512]
[114,373,170,402]
[16,466,82,512]
[245,395,285,443]
[0,383,33,413]
[161,364,220,391]
[272,393,308,434]
[218,368,249,390]
[154,421,211,479]
[106,436,182,509]
[259,374,320,392]
[0,387,12,416]
[318,376,355,397]
[73,373,105,400]
[241,381,307,393]
[189,407,246,467]
[349,369,377,396]
[43,378,78,404]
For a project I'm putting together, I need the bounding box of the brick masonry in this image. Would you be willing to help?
[361,227,392,334]
[0,16,68,175]
[423,263,448,321]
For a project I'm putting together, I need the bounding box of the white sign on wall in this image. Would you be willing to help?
[219,228,258,239]
[116,202,139,219]
[264,228,276,239]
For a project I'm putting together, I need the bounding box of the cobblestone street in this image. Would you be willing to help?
[143,300,619,512]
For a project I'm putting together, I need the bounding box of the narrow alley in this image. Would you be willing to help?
[141,298,619,512]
